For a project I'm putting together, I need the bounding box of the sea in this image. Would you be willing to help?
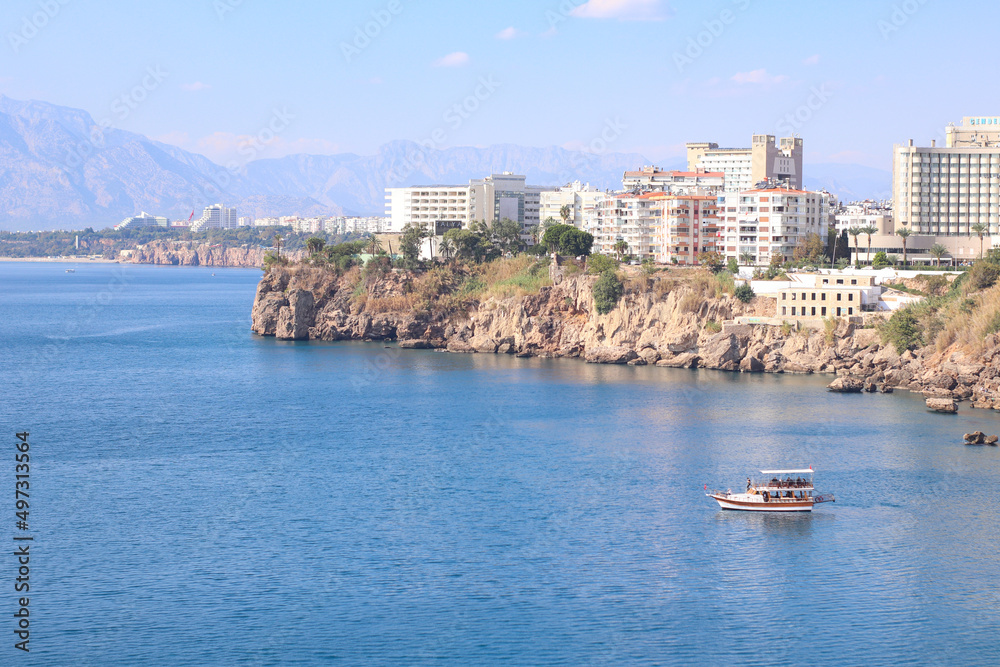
[2,261,999,666]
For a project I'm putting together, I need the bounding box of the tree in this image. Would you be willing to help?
[847,226,862,265]
[559,228,595,256]
[443,228,483,263]
[586,254,618,275]
[305,236,325,255]
[739,250,755,267]
[727,257,739,273]
[971,222,989,259]
[698,251,724,273]
[862,224,878,265]
[929,243,949,267]
[793,233,824,264]
[488,218,524,257]
[273,233,283,257]
[438,237,454,263]
[542,223,574,252]
[367,235,384,257]
[399,223,428,267]
[613,239,630,261]
[872,251,890,268]
[734,283,756,303]
[560,204,572,225]
[895,226,912,267]
[592,270,624,315]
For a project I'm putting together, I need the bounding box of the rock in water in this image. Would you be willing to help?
[828,377,864,393]
[986,435,999,446]
[926,397,958,414]
[965,431,985,444]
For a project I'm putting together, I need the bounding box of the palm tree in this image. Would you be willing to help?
[439,238,454,263]
[367,235,384,257]
[971,222,989,259]
[929,243,949,268]
[862,224,878,265]
[613,239,629,261]
[560,205,572,225]
[895,226,912,267]
[739,250,755,267]
[273,233,283,257]
[306,236,325,255]
[847,226,862,265]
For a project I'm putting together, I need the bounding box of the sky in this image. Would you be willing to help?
[0,0,994,170]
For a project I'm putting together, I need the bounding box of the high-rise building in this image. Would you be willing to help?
[190,204,238,232]
[384,185,471,233]
[718,186,833,265]
[590,193,663,260]
[893,119,1000,236]
[621,167,725,194]
[656,194,721,265]
[687,135,803,193]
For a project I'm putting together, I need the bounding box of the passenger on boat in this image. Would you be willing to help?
[747,478,752,492]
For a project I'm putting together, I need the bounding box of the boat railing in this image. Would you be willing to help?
[753,479,813,490]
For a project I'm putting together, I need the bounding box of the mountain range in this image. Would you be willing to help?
[0,96,892,231]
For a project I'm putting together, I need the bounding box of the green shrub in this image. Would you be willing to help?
[705,319,722,333]
[965,261,1000,292]
[880,308,922,353]
[734,283,756,303]
[727,257,739,274]
[586,254,619,275]
[592,270,624,315]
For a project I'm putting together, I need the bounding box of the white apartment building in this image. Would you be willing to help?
[719,186,833,265]
[622,167,725,194]
[470,172,556,236]
[834,201,893,234]
[539,181,604,228]
[894,119,1000,237]
[385,185,471,233]
[115,212,169,230]
[190,204,238,232]
[591,193,663,260]
[238,216,254,227]
[687,135,803,193]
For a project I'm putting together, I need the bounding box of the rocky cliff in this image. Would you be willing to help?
[249,264,1000,410]
[125,240,302,268]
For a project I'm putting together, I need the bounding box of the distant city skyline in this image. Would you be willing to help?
[0,0,991,170]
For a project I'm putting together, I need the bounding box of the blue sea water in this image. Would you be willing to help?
[2,261,1000,666]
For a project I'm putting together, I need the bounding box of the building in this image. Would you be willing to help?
[590,192,663,260]
[115,212,169,230]
[385,185,471,233]
[539,181,604,228]
[238,216,254,227]
[656,194,721,265]
[776,274,879,320]
[190,204,238,232]
[719,186,833,265]
[893,118,1000,237]
[687,135,803,193]
[622,167,725,194]
[385,173,556,239]
[834,201,893,234]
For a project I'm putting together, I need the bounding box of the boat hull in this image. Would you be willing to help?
[709,494,814,512]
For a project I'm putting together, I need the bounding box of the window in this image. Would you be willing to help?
[849,294,854,302]
[837,294,842,301]
[782,306,787,315]
[848,307,854,315]
[821,293,827,301]
[791,293,796,301]
[821,307,827,316]
[811,307,816,316]
[836,279,844,285]
[802,293,807,300]
[792,307,797,316]
[822,279,829,285]
[836,307,842,316]
[811,293,816,301]
[851,279,857,285]
[781,293,787,301]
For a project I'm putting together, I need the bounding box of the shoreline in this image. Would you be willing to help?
[0,256,121,263]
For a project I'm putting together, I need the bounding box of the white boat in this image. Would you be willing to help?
[65,268,76,273]
[707,469,835,512]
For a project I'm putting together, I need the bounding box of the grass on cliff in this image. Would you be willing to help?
[880,259,1000,354]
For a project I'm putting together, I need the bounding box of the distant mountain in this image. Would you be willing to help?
[0,96,650,231]
[804,163,893,202]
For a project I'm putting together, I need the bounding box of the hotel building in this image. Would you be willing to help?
[621,167,725,194]
[893,117,1000,236]
[190,204,238,232]
[385,185,471,233]
[687,135,803,193]
[539,181,604,228]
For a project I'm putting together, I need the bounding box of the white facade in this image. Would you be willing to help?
[719,187,833,265]
[621,167,726,195]
[190,204,238,232]
[591,193,662,260]
[115,212,169,230]
[539,181,604,228]
[834,201,893,234]
[893,126,1000,236]
[688,135,804,193]
[385,185,471,233]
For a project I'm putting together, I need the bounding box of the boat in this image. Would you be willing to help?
[707,468,835,512]
[65,268,76,273]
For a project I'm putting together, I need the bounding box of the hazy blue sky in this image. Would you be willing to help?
[0,0,991,169]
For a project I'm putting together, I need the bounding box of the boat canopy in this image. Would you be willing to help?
[759,469,813,475]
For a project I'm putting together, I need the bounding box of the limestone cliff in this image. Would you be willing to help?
[125,240,303,268]
[249,264,1000,409]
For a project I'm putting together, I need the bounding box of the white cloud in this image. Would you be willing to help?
[731,69,789,85]
[432,52,470,68]
[571,0,672,21]
[180,82,211,92]
[803,54,821,66]
[495,27,523,40]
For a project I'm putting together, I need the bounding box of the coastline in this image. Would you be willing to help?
[0,256,120,263]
